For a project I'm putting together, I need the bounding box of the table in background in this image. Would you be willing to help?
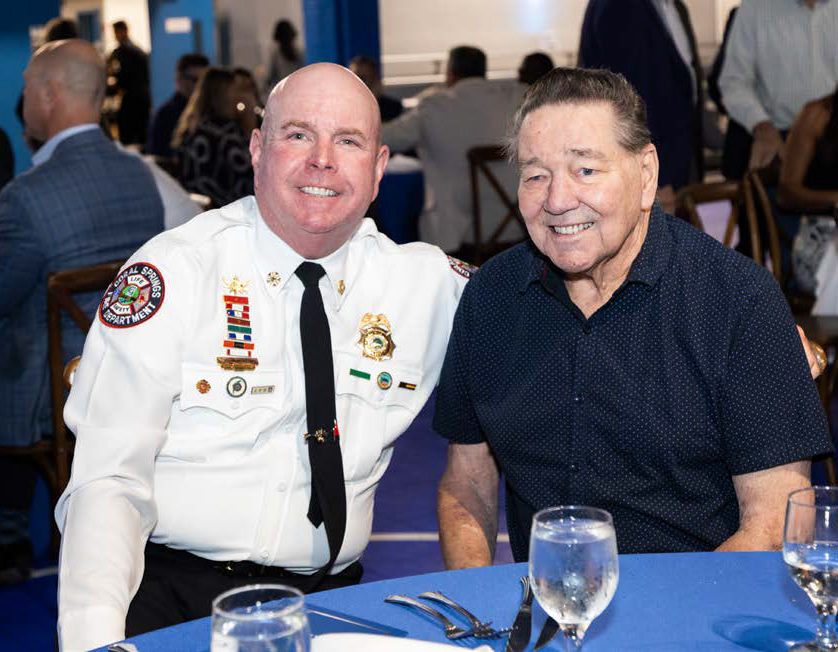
[374,154,423,244]
[97,551,819,651]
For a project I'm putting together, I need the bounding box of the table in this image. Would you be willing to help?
[96,551,819,651]
[374,155,423,244]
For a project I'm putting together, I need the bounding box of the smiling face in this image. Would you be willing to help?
[516,101,658,282]
[249,63,389,259]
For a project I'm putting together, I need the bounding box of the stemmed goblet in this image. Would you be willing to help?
[529,506,619,650]
[784,486,838,651]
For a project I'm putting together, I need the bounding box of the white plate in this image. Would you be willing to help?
[312,632,493,651]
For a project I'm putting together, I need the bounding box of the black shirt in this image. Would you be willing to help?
[146,92,188,158]
[434,208,831,559]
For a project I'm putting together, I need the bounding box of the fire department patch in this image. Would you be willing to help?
[447,256,478,279]
[99,262,165,329]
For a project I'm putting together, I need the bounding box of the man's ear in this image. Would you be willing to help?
[369,144,390,202]
[249,128,262,169]
[638,144,659,211]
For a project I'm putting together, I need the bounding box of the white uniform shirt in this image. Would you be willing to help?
[718,0,838,132]
[55,196,467,651]
[382,77,527,253]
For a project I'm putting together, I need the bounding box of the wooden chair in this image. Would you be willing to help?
[675,180,742,248]
[467,145,526,264]
[0,260,124,552]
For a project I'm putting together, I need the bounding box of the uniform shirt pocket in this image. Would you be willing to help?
[334,351,425,480]
[160,365,285,463]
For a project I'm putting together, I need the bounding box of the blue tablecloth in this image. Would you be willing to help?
[375,155,423,244]
[97,551,818,651]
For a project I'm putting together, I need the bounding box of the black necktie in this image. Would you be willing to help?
[295,262,346,585]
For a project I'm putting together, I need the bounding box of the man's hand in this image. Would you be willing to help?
[798,325,827,379]
[749,121,785,170]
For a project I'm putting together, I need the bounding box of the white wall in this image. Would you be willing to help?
[215,0,303,80]
[62,0,151,53]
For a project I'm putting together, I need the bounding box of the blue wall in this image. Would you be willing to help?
[147,0,215,110]
[303,0,380,66]
[1,5,59,175]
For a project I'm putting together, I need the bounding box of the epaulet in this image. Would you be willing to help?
[447,255,479,280]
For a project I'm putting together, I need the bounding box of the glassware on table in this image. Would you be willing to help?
[783,486,838,651]
[529,506,619,651]
[211,584,311,652]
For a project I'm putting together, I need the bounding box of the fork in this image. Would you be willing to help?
[418,590,509,639]
[385,594,481,640]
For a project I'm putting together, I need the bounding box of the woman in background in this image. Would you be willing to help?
[262,19,303,95]
[172,67,253,209]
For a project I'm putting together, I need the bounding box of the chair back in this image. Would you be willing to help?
[675,181,739,245]
[46,260,125,491]
[743,169,787,286]
[467,145,525,263]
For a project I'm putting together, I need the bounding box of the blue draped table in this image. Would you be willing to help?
[96,551,819,651]
[374,154,423,245]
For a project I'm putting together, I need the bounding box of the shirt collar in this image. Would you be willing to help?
[521,204,671,294]
[31,123,99,167]
[250,198,379,310]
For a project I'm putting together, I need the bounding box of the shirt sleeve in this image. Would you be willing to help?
[720,271,832,476]
[0,186,46,316]
[381,105,422,154]
[717,0,771,132]
[433,270,485,444]
[56,245,191,652]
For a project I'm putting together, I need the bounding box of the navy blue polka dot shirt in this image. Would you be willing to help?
[434,207,832,559]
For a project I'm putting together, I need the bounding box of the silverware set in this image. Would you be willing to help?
[385,592,511,641]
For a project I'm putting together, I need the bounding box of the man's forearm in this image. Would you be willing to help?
[715,525,781,552]
[437,474,498,569]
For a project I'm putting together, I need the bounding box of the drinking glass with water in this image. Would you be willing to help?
[529,506,619,650]
[211,584,311,652]
[784,486,838,652]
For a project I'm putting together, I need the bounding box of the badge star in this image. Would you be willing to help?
[337,280,345,295]
[223,275,250,295]
[267,272,281,287]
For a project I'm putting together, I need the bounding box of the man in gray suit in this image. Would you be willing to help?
[382,46,525,254]
[0,39,164,582]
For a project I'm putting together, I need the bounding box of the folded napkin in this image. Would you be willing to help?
[312,632,493,651]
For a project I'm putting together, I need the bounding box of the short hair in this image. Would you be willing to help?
[447,46,486,80]
[112,20,127,32]
[44,17,78,42]
[177,53,209,76]
[505,66,651,162]
[518,52,555,86]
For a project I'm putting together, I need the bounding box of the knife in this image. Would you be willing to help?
[505,576,534,652]
[534,617,560,650]
[306,604,408,637]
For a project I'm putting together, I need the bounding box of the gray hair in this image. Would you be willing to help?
[505,66,651,162]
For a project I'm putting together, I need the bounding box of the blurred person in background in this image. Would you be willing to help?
[579,0,704,215]
[146,53,209,158]
[262,19,303,96]
[0,39,163,584]
[518,51,554,86]
[172,67,253,208]
[232,67,263,137]
[777,85,838,303]
[349,55,403,123]
[107,20,150,146]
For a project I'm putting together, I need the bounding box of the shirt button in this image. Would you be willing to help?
[277,482,287,492]
[230,401,241,411]
[570,462,580,473]
[582,323,592,335]
[260,549,269,559]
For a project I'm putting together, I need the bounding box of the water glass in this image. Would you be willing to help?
[784,486,838,651]
[529,506,619,650]
[211,584,311,652]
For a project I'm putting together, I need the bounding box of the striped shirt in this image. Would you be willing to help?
[719,0,838,132]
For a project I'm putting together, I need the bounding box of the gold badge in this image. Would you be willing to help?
[337,280,345,295]
[196,379,211,394]
[266,272,281,287]
[358,313,395,361]
[223,275,250,295]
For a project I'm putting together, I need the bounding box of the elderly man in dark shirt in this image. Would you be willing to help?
[434,67,832,565]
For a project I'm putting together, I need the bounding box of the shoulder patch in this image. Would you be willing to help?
[447,256,479,280]
[98,262,166,329]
